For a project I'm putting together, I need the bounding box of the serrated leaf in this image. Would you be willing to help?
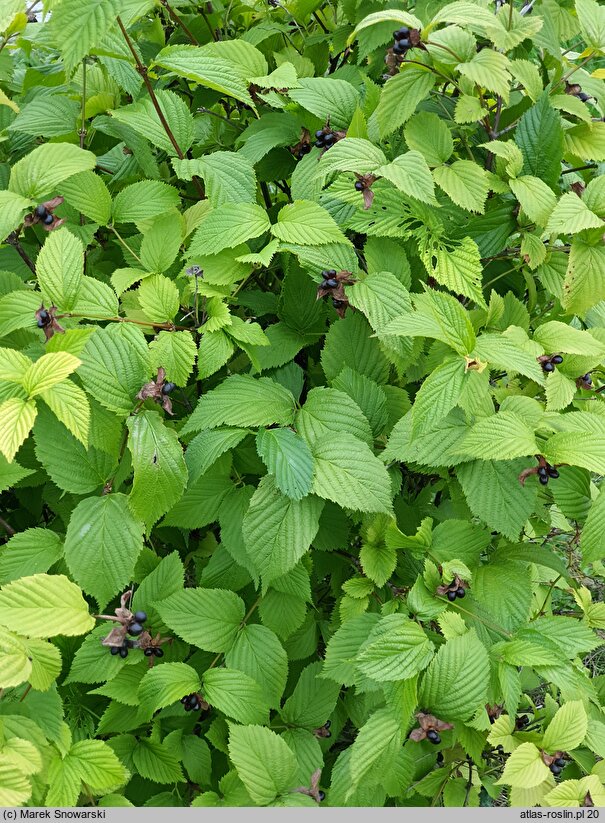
[0,528,63,585]
[255,427,314,500]
[497,742,550,788]
[112,181,180,224]
[356,614,434,682]
[542,701,588,753]
[149,331,196,386]
[9,143,97,200]
[0,574,94,637]
[434,161,489,214]
[225,624,288,707]
[457,411,538,460]
[137,663,201,719]
[188,203,270,256]
[375,151,437,205]
[158,588,245,652]
[271,200,348,245]
[372,67,435,139]
[23,353,80,397]
[63,494,144,609]
[153,45,254,106]
[228,725,297,805]
[0,397,37,462]
[202,668,271,725]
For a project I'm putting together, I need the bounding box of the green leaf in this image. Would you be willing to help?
[189,203,270,256]
[110,90,194,157]
[50,0,120,73]
[419,236,487,308]
[127,411,188,529]
[271,201,348,246]
[348,707,402,794]
[411,358,467,435]
[496,742,550,788]
[225,624,288,707]
[63,494,144,609]
[140,212,183,273]
[576,0,605,50]
[112,181,180,224]
[0,397,37,462]
[581,490,605,564]
[457,411,538,461]
[311,433,393,514]
[255,428,314,500]
[0,528,63,585]
[202,668,271,725]
[280,660,340,727]
[153,45,254,106]
[434,161,489,214]
[288,78,358,130]
[515,95,564,192]
[356,614,434,682]
[138,274,179,324]
[0,191,33,244]
[375,151,437,205]
[137,663,201,719]
[9,143,97,200]
[173,152,257,206]
[59,171,112,226]
[457,50,511,102]
[242,475,324,585]
[0,573,94,637]
[544,432,605,475]
[23,352,81,397]
[509,176,557,226]
[542,701,588,753]
[546,192,603,235]
[149,331,197,386]
[371,67,435,139]
[132,739,183,784]
[419,630,490,721]
[182,375,295,434]
[228,724,297,805]
[457,458,538,540]
[158,588,245,652]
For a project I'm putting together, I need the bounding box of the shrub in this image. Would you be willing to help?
[0,0,605,809]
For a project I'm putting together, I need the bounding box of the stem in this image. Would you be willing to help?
[562,163,597,175]
[533,575,562,618]
[196,106,245,130]
[553,54,594,92]
[109,225,143,265]
[79,58,87,150]
[58,311,191,331]
[0,516,15,536]
[103,426,129,494]
[426,40,463,63]
[260,181,272,209]
[160,0,200,44]
[200,3,218,40]
[313,11,328,32]
[241,595,262,626]
[6,232,36,274]
[508,0,514,30]
[116,16,206,199]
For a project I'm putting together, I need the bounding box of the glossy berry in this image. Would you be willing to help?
[583,373,592,385]
[180,696,189,704]
[318,791,325,802]
[393,43,407,55]
[134,611,147,623]
[554,757,566,768]
[315,139,324,148]
[550,764,562,776]
[144,647,154,657]
[326,278,338,288]
[538,465,548,477]
[37,318,46,328]
[128,622,144,636]
[110,646,120,656]
[426,730,441,744]
[354,181,364,191]
[579,92,590,102]
[154,647,164,658]
[301,143,311,154]
[323,133,335,147]
[447,590,457,602]
[324,730,332,738]
[325,720,331,728]
[162,382,176,395]
[543,361,555,372]
[315,129,325,139]
[332,298,344,308]
[394,26,410,39]
[43,212,54,225]
[539,474,549,486]
[456,587,465,598]
[35,204,47,218]
[119,647,129,658]
[551,354,563,365]
[547,466,559,479]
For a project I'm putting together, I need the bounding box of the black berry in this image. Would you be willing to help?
[144,648,154,657]
[551,354,563,365]
[550,764,562,776]
[554,757,566,768]
[162,382,176,395]
[128,622,144,636]
[323,133,335,147]
[426,730,441,744]
[43,213,54,225]
[456,587,465,598]
[315,129,324,139]
[110,646,120,656]
[325,720,331,728]
[516,715,529,729]
[583,373,592,385]
[154,647,164,658]
[332,298,345,309]
[393,43,407,55]
[180,696,189,704]
[539,474,549,485]
[579,92,590,102]
[394,26,410,39]
[538,466,548,477]
[354,181,364,191]
[134,611,147,623]
[35,204,47,218]
[119,647,128,658]
[547,466,559,479]
[37,319,45,328]
[447,590,457,602]
[301,143,311,155]
[315,139,324,148]
[318,791,325,802]
[543,361,555,372]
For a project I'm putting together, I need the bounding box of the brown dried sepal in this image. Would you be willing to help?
[293,768,323,804]
[290,128,312,159]
[541,750,565,767]
[36,304,65,341]
[136,367,173,415]
[97,590,135,647]
[409,712,454,742]
[316,270,356,318]
[583,792,594,808]
[486,704,503,722]
[355,174,377,210]
[436,575,467,597]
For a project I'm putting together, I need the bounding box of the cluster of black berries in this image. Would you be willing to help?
[34,204,54,226]
[162,382,176,395]
[550,755,566,776]
[110,639,134,659]
[392,26,412,55]
[515,714,530,730]
[446,584,466,602]
[181,693,202,712]
[37,308,51,329]
[426,729,441,745]
[566,81,591,103]
[128,610,148,636]
[541,354,563,373]
[319,270,344,310]
[315,129,336,150]
[145,646,164,658]
[537,463,559,486]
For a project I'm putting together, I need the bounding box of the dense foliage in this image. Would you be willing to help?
[1,0,605,809]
